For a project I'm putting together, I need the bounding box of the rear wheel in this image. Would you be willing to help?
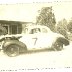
[5,44,19,57]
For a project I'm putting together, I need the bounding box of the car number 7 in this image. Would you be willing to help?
[32,38,38,45]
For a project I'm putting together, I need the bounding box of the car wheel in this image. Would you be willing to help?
[52,41,63,51]
[5,44,19,57]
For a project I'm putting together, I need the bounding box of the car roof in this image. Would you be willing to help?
[25,25,48,29]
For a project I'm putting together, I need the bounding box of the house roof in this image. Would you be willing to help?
[0,20,32,24]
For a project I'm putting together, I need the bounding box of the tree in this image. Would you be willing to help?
[56,18,68,39]
[0,24,7,35]
[56,19,68,31]
[36,6,56,31]
[67,18,72,33]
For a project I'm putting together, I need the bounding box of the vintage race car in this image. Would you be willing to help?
[0,25,69,57]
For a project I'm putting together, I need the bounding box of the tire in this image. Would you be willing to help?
[5,44,19,57]
[52,41,63,51]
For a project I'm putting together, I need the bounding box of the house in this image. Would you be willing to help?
[0,20,33,35]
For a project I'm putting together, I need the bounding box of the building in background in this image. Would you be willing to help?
[0,20,33,35]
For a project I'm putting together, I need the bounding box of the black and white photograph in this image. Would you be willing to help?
[0,0,72,72]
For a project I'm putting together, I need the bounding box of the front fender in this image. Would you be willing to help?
[2,40,27,52]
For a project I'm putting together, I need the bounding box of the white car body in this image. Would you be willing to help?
[0,25,69,57]
[18,25,64,50]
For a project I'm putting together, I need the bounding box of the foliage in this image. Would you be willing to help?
[56,19,68,39]
[67,18,72,33]
[56,19,68,30]
[0,25,7,35]
[36,6,56,31]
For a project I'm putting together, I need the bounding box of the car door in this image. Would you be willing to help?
[19,28,40,50]
[27,28,41,50]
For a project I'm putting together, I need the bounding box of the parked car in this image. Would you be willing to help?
[0,25,69,57]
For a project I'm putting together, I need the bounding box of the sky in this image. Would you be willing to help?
[0,1,72,23]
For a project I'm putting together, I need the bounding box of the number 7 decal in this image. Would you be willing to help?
[32,38,38,45]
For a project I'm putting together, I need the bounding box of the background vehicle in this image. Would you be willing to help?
[0,25,69,57]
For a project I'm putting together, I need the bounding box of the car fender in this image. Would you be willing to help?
[2,40,27,52]
[55,37,69,46]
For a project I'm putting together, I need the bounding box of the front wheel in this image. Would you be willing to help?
[52,41,63,51]
[5,44,19,57]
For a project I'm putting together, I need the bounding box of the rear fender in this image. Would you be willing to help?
[56,37,69,46]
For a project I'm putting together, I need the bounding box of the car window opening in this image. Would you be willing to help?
[30,28,41,34]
